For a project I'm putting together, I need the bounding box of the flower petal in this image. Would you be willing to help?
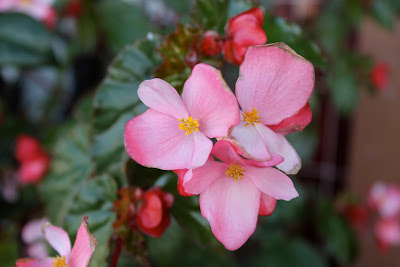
[68,217,97,267]
[256,124,301,174]
[259,193,277,216]
[174,169,195,196]
[41,223,71,259]
[268,103,312,135]
[230,121,272,160]
[182,63,239,138]
[183,160,227,195]
[236,43,314,125]
[138,78,188,119]
[246,166,298,201]
[15,258,54,267]
[200,176,261,251]
[124,109,212,170]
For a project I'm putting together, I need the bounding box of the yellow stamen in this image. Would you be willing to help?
[242,108,261,126]
[178,116,200,135]
[53,256,67,267]
[225,164,245,182]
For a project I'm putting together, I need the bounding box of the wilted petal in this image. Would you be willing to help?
[138,78,188,119]
[124,109,212,170]
[246,166,298,201]
[200,176,260,251]
[68,217,97,267]
[236,43,314,125]
[41,223,71,259]
[182,64,239,138]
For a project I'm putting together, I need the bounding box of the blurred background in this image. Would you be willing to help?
[1,0,400,266]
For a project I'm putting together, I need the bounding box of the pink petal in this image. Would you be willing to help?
[256,124,301,174]
[230,121,272,160]
[200,176,261,251]
[124,109,212,170]
[236,43,314,125]
[268,103,312,135]
[22,218,49,244]
[211,140,244,165]
[15,258,53,267]
[173,169,195,196]
[246,166,298,201]
[183,160,227,195]
[138,78,188,119]
[27,242,48,259]
[375,218,400,246]
[68,217,97,267]
[182,63,239,138]
[259,193,277,216]
[41,223,71,259]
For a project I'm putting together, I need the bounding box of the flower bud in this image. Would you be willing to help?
[200,30,223,56]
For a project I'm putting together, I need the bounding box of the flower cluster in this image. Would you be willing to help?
[199,7,267,65]
[14,134,50,185]
[16,216,97,267]
[369,182,400,251]
[124,42,314,250]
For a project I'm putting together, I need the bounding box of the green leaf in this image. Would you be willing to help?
[92,35,162,184]
[371,0,396,30]
[95,0,153,52]
[0,13,52,67]
[264,13,326,70]
[191,0,229,33]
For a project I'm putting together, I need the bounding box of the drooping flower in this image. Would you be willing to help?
[229,43,314,174]
[375,218,400,252]
[182,140,298,250]
[15,134,50,184]
[369,182,400,218]
[0,0,57,29]
[371,62,389,91]
[200,30,223,57]
[136,187,174,237]
[22,218,50,259]
[223,7,267,65]
[16,216,97,267]
[124,63,239,170]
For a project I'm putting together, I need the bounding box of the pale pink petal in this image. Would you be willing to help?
[256,124,301,174]
[268,103,312,135]
[41,223,71,258]
[138,78,188,119]
[124,109,212,170]
[379,187,400,218]
[27,242,48,259]
[0,0,14,11]
[183,160,227,195]
[236,43,314,125]
[15,258,53,267]
[68,217,97,267]
[259,193,277,216]
[200,176,261,251]
[246,166,298,201]
[230,121,272,160]
[182,63,239,138]
[22,218,49,244]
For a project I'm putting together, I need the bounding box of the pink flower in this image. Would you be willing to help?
[371,62,389,91]
[229,43,314,174]
[0,0,56,28]
[375,218,400,252]
[223,7,267,65]
[16,216,97,267]
[22,218,50,259]
[124,63,239,170]
[369,182,400,218]
[182,140,298,250]
[136,187,174,237]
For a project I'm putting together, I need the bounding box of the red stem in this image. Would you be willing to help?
[110,237,123,267]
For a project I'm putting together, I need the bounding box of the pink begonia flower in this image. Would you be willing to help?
[124,63,239,170]
[22,218,50,259]
[182,140,298,250]
[0,0,56,28]
[16,216,97,267]
[369,182,400,218]
[375,218,400,252]
[229,43,314,175]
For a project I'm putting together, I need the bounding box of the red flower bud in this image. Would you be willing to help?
[371,62,389,91]
[19,152,50,184]
[223,7,267,65]
[200,31,223,56]
[15,135,42,162]
[136,187,174,237]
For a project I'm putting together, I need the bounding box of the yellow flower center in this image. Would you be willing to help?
[178,116,200,135]
[53,256,67,267]
[243,108,261,127]
[225,164,245,182]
